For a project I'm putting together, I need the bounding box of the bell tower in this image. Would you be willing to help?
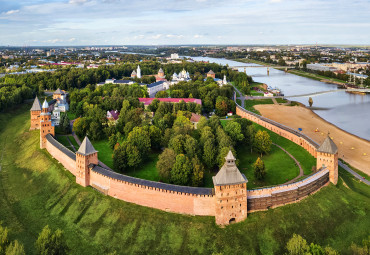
[76,136,98,187]
[213,151,248,225]
[40,99,55,149]
[316,134,338,185]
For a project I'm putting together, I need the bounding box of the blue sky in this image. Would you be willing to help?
[0,0,369,46]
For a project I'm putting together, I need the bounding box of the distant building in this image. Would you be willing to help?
[107,110,120,121]
[171,69,191,84]
[98,78,135,86]
[207,70,216,79]
[139,98,202,107]
[306,63,337,72]
[53,88,69,112]
[145,81,170,97]
[51,102,62,126]
[170,53,179,59]
[137,65,141,79]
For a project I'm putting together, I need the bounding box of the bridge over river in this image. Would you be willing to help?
[286,88,370,98]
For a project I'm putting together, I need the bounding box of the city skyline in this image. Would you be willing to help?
[0,0,370,46]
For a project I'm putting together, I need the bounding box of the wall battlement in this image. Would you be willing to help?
[32,97,338,225]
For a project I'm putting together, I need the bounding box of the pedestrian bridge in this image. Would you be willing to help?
[286,88,370,98]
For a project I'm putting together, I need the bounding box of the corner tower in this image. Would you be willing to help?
[76,136,98,187]
[30,96,42,130]
[316,134,338,185]
[213,151,248,225]
[40,99,55,149]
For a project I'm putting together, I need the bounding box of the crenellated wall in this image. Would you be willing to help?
[35,103,334,223]
[45,134,77,176]
[236,106,318,157]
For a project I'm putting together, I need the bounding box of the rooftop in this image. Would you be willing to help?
[77,136,98,156]
[139,98,202,106]
[30,96,42,111]
[317,135,338,154]
[213,150,247,186]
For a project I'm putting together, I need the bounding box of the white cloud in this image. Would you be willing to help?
[151,34,162,39]
[69,0,89,5]
[3,10,19,15]
[68,38,76,42]
[269,0,282,2]
[194,34,203,38]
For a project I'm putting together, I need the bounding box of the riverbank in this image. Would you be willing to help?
[254,104,370,176]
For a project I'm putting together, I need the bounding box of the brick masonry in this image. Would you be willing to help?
[33,99,338,225]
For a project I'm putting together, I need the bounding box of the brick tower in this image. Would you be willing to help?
[76,136,98,187]
[30,96,42,130]
[207,70,216,79]
[158,68,165,78]
[213,151,248,225]
[40,99,55,149]
[316,134,338,185]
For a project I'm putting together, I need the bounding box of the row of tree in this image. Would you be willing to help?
[0,223,68,255]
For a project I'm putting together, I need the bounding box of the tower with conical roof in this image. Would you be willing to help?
[76,136,98,187]
[30,96,42,130]
[207,70,215,79]
[40,99,55,148]
[213,150,248,225]
[316,134,338,185]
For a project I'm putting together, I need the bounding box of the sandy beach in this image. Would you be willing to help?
[254,104,370,175]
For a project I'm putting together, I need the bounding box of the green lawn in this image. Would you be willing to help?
[275,98,288,104]
[91,140,114,169]
[56,135,75,152]
[237,143,299,188]
[244,99,274,114]
[288,69,347,84]
[0,104,369,254]
[68,135,80,149]
[250,90,264,96]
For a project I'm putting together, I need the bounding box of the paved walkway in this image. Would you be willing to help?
[339,161,370,185]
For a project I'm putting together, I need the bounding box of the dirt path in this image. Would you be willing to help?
[273,143,304,184]
[254,104,370,175]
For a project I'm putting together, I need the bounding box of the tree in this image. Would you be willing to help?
[0,224,9,255]
[155,91,168,98]
[215,97,228,116]
[72,117,88,138]
[203,139,216,169]
[196,117,208,130]
[184,135,199,159]
[286,234,309,255]
[149,125,162,149]
[5,240,25,255]
[224,121,244,144]
[253,157,266,180]
[156,148,176,182]
[192,156,204,186]
[35,225,68,255]
[168,134,186,155]
[253,130,272,156]
[113,144,127,172]
[126,127,151,158]
[308,97,313,107]
[125,143,141,169]
[171,154,192,185]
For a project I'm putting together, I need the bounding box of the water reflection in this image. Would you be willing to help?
[189,56,370,140]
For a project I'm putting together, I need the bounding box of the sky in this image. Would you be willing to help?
[0,0,369,46]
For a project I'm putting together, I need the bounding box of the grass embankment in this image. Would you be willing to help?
[287,69,347,84]
[244,99,274,114]
[0,105,369,254]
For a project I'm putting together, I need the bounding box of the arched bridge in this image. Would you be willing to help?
[231,65,296,69]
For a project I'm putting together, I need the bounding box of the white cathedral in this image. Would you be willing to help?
[131,65,141,79]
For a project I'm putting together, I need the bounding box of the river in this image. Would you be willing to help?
[189,56,370,141]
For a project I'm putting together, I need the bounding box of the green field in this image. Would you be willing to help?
[244,99,274,114]
[287,69,347,84]
[0,104,369,254]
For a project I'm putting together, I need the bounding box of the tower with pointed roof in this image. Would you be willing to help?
[137,65,141,79]
[213,150,248,225]
[76,136,98,187]
[30,96,42,130]
[158,68,165,78]
[316,134,338,185]
[207,70,215,79]
[40,99,55,149]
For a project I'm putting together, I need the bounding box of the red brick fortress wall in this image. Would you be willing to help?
[236,106,318,157]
